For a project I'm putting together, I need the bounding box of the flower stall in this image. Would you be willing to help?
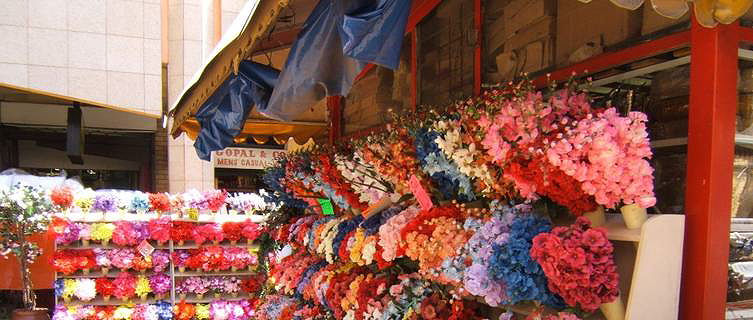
[46,187,277,320]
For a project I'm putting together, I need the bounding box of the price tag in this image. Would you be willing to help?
[137,240,155,258]
[409,175,433,211]
[187,208,199,221]
[318,198,335,215]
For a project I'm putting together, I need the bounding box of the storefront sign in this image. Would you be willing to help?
[213,147,286,170]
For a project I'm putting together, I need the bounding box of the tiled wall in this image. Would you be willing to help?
[0,0,163,116]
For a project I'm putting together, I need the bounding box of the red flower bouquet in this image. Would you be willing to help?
[205,189,228,212]
[192,223,224,245]
[242,220,263,243]
[222,222,243,243]
[131,254,153,273]
[53,250,96,275]
[530,217,620,311]
[95,278,115,298]
[149,193,171,213]
[171,221,194,245]
[112,272,137,301]
[112,221,140,246]
[148,217,172,245]
[51,186,74,210]
[174,302,196,320]
[241,275,265,294]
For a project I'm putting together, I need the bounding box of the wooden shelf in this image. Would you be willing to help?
[174,270,258,277]
[55,270,165,278]
[59,296,169,306]
[57,241,171,250]
[172,241,258,249]
[603,214,643,242]
[175,293,253,303]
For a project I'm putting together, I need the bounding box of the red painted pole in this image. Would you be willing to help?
[327,96,343,145]
[680,19,738,319]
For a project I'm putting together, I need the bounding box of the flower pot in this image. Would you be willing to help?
[583,206,606,227]
[139,294,148,302]
[11,309,50,320]
[82,268,90,275]
[620,204,647,229]
[196,293,204,300]
[156,293,164,300]
[213,240,220,245]
[231,266,237,272]
[103,295,111,302]
[248,265,254,272]
[101,267,109,275]
[178,266,186,273]
[600,295,625,320]
[179,293,187,300]
[231,292,238,298]
[247,239,253,245]
[121,268,128,273]
[62,296,71,303]
[158,240,166,246]
[230,240,237,245]
[214,293,221,299]
[82,239,89,246]
[178,240,184,246]
[101,239,109,246]
[121,298,130,303]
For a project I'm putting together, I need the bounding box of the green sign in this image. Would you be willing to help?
[318,198,334,215]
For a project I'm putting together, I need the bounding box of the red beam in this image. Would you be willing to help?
[354,64,376,83]
[406,0,441,33]
[680,20,738,320]
[532,30,690,87]
[473,0,482,96]
[327,96,343,145]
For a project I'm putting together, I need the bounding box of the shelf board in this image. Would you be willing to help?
[56,270,166,278]
[603,214,642,242]
[172,241,258,249]
[57,241,170,250]
[175,293,253,303]
[174,270,258,277]
[651,134,753,150]
[57,296,169,306]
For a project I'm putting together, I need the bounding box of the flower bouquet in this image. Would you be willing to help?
[221,222,243,245]
[531,216,621,317]
[96,277,115,301]
[149,273,171,300]
[151,250,170,273]
[90,222,115,246]
[112,272,137,302]
[135,275,152,301]
[149,193,172,215]
[148,217,172,246]
[171,221,194,246]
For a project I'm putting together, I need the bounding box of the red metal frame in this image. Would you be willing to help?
[680,20,740,319]
[406,0,441,33]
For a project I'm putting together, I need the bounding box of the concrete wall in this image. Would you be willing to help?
[0,0,163,116]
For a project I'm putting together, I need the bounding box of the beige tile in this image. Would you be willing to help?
[221,10,238,36]
[143,38,161,75]
[221,0,246,13]
[182,4,201,41]
[28,28,67,67]
[68,0,106,33]
[168,4,184,40]
[28,65,67,95]
[68,68,107,103]
[144,3,161,39]
[107,71,144,109]
[182,40,202,75]
[167,74,184,105]
[0,63,28,87]
[106,0,143,37]
[168,179,185,193]
[144,74,162,114]
[185,180,204,191]
[0,26,27,64]
[167,39,184,75]
[184,149,203,178]
[1,0,28,26]
[28,0,66,29]
[106,35,143,73]
[69,32,106,70]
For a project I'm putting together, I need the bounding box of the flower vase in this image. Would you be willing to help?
[140,294,148,302]
[178,240,184,246]
[248,265,254,272]
[213,240,220,245]
[158,240,166,247]
[63,296,71,303]
[620,204,647,229]
[103,295,111,302]
[583,206,606,227]
[121,268,128,273]
[122,297,130,303]
[101,267,109,275]
[82,268,90,275]
[247,239,253,245]
[214,293,221,299]
[196,293,204,300]
[230,240,237,245]
[156,293,164,300]
[82,239,89,246]
[139,269,146,274]
[178,266,186,273]
[179,293,187,300]
[231,266,237,272]
[102,239,109,246]
[600,295,626,320]
[232,292,238,298]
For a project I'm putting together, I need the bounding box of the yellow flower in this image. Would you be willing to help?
[135,276,152,296]
[90,223,115,242]
[195,304,210,319]
[63,279,76,299]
